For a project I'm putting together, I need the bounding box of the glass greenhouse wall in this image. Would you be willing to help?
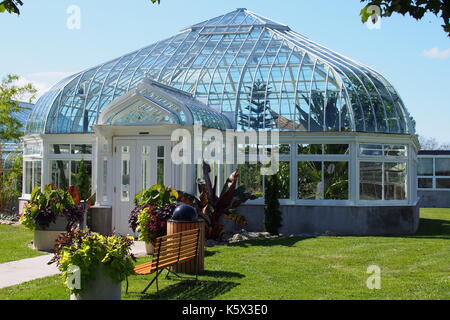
[26,8,414,135]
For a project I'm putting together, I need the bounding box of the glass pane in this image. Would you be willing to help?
[157,159,165,185]
[384,162,406,200]
[50,144,70,154]
[360,144,383,156]
[436,178,450,189]
[25,162,33,194]
[237,163,263,194]
[157,146,165,158]
[102,158,108,201]
[157,146,165,186]
[34,161,42,189]
[279,144,291,155]
[141,146,150,190]
[121,146,130,202]
[298,144,322,155]
[418,158,433,176]
[71,144,93,154]
[360,162,382,200]
[324,144,349,155]
[50,160,70,190]
[268,161,290,199]
[384,144,407,157]
[435,158,450,176]
[71,160,92,192]
[418,178,433,189]
[298,161,323,200]
[324,162,348,200]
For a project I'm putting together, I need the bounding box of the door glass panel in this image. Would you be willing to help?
[142,145,151,190]
[121,146,131,202]
[157,146,165,185]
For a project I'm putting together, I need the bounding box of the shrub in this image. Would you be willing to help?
[264,174,283,235]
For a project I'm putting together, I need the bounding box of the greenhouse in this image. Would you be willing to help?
[21,8,420,235]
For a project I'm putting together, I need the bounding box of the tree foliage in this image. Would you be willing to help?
[0,74,36,142]
[0,0,160,15]
[239,80,278,130]
[361,0,450,36]
[419,136,450,150]
[264,174,283,236]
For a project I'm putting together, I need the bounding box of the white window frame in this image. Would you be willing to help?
[357,143,409,205]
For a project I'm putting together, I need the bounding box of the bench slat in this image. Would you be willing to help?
[133,228,201,277]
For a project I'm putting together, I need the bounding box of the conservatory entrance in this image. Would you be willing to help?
[113,138,173,235]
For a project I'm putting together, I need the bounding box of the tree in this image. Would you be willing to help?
[0,74,36,214]
[0,74,36,172]
[360,0,450,36]
[239,80,278,130]
[0,0,161,15]
[419,136,450,150]
[264,174,283,235]
[0,74,36,142]
[72,159,92,202]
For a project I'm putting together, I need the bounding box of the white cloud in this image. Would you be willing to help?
[421,47,450,60]
[16,71,74,102]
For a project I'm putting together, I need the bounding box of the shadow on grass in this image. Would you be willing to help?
[201,270,245,279]
[404,218,450,239]
[225,236,314,248]
[132,280,239,300]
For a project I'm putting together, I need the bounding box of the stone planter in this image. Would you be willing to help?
[34,216,69,252]
[145,241,154,255]
[70,265,122,300]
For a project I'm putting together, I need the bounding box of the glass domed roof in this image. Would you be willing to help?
[26,8,415,135]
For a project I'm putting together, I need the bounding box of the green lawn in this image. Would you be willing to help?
[0,208,449,300]
[0,225,44,263]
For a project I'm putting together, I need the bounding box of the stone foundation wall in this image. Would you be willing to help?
[235,204,420,236]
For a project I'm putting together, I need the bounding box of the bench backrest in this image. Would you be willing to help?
[151,228,201,271]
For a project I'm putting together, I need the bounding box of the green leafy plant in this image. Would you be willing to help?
[129,184,179,243]
[49,229,136,295]
[20,185,84,231]
[178,162,261,241]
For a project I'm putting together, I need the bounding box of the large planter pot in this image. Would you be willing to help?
[70,265,122,300]
[34,216,68,252]
[145,242,154,255]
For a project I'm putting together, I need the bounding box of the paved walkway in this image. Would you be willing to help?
[0,241,147,290]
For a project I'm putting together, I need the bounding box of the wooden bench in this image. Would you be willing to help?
[126,228,201,295]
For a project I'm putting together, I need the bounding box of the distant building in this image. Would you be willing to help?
[417,150,450,208]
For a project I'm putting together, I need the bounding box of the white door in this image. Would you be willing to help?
[113,138,172,236]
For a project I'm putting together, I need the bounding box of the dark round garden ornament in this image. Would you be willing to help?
[171,204,198,222]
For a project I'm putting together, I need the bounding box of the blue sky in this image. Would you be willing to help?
[0,0,449,142]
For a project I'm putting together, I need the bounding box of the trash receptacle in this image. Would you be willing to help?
[167,205,205,274]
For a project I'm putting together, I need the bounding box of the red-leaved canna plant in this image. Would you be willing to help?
[178,162,261,241]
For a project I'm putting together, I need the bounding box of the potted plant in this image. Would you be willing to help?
[129,184,179,255]
[49,229,136,300]
[20,185,85,251]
